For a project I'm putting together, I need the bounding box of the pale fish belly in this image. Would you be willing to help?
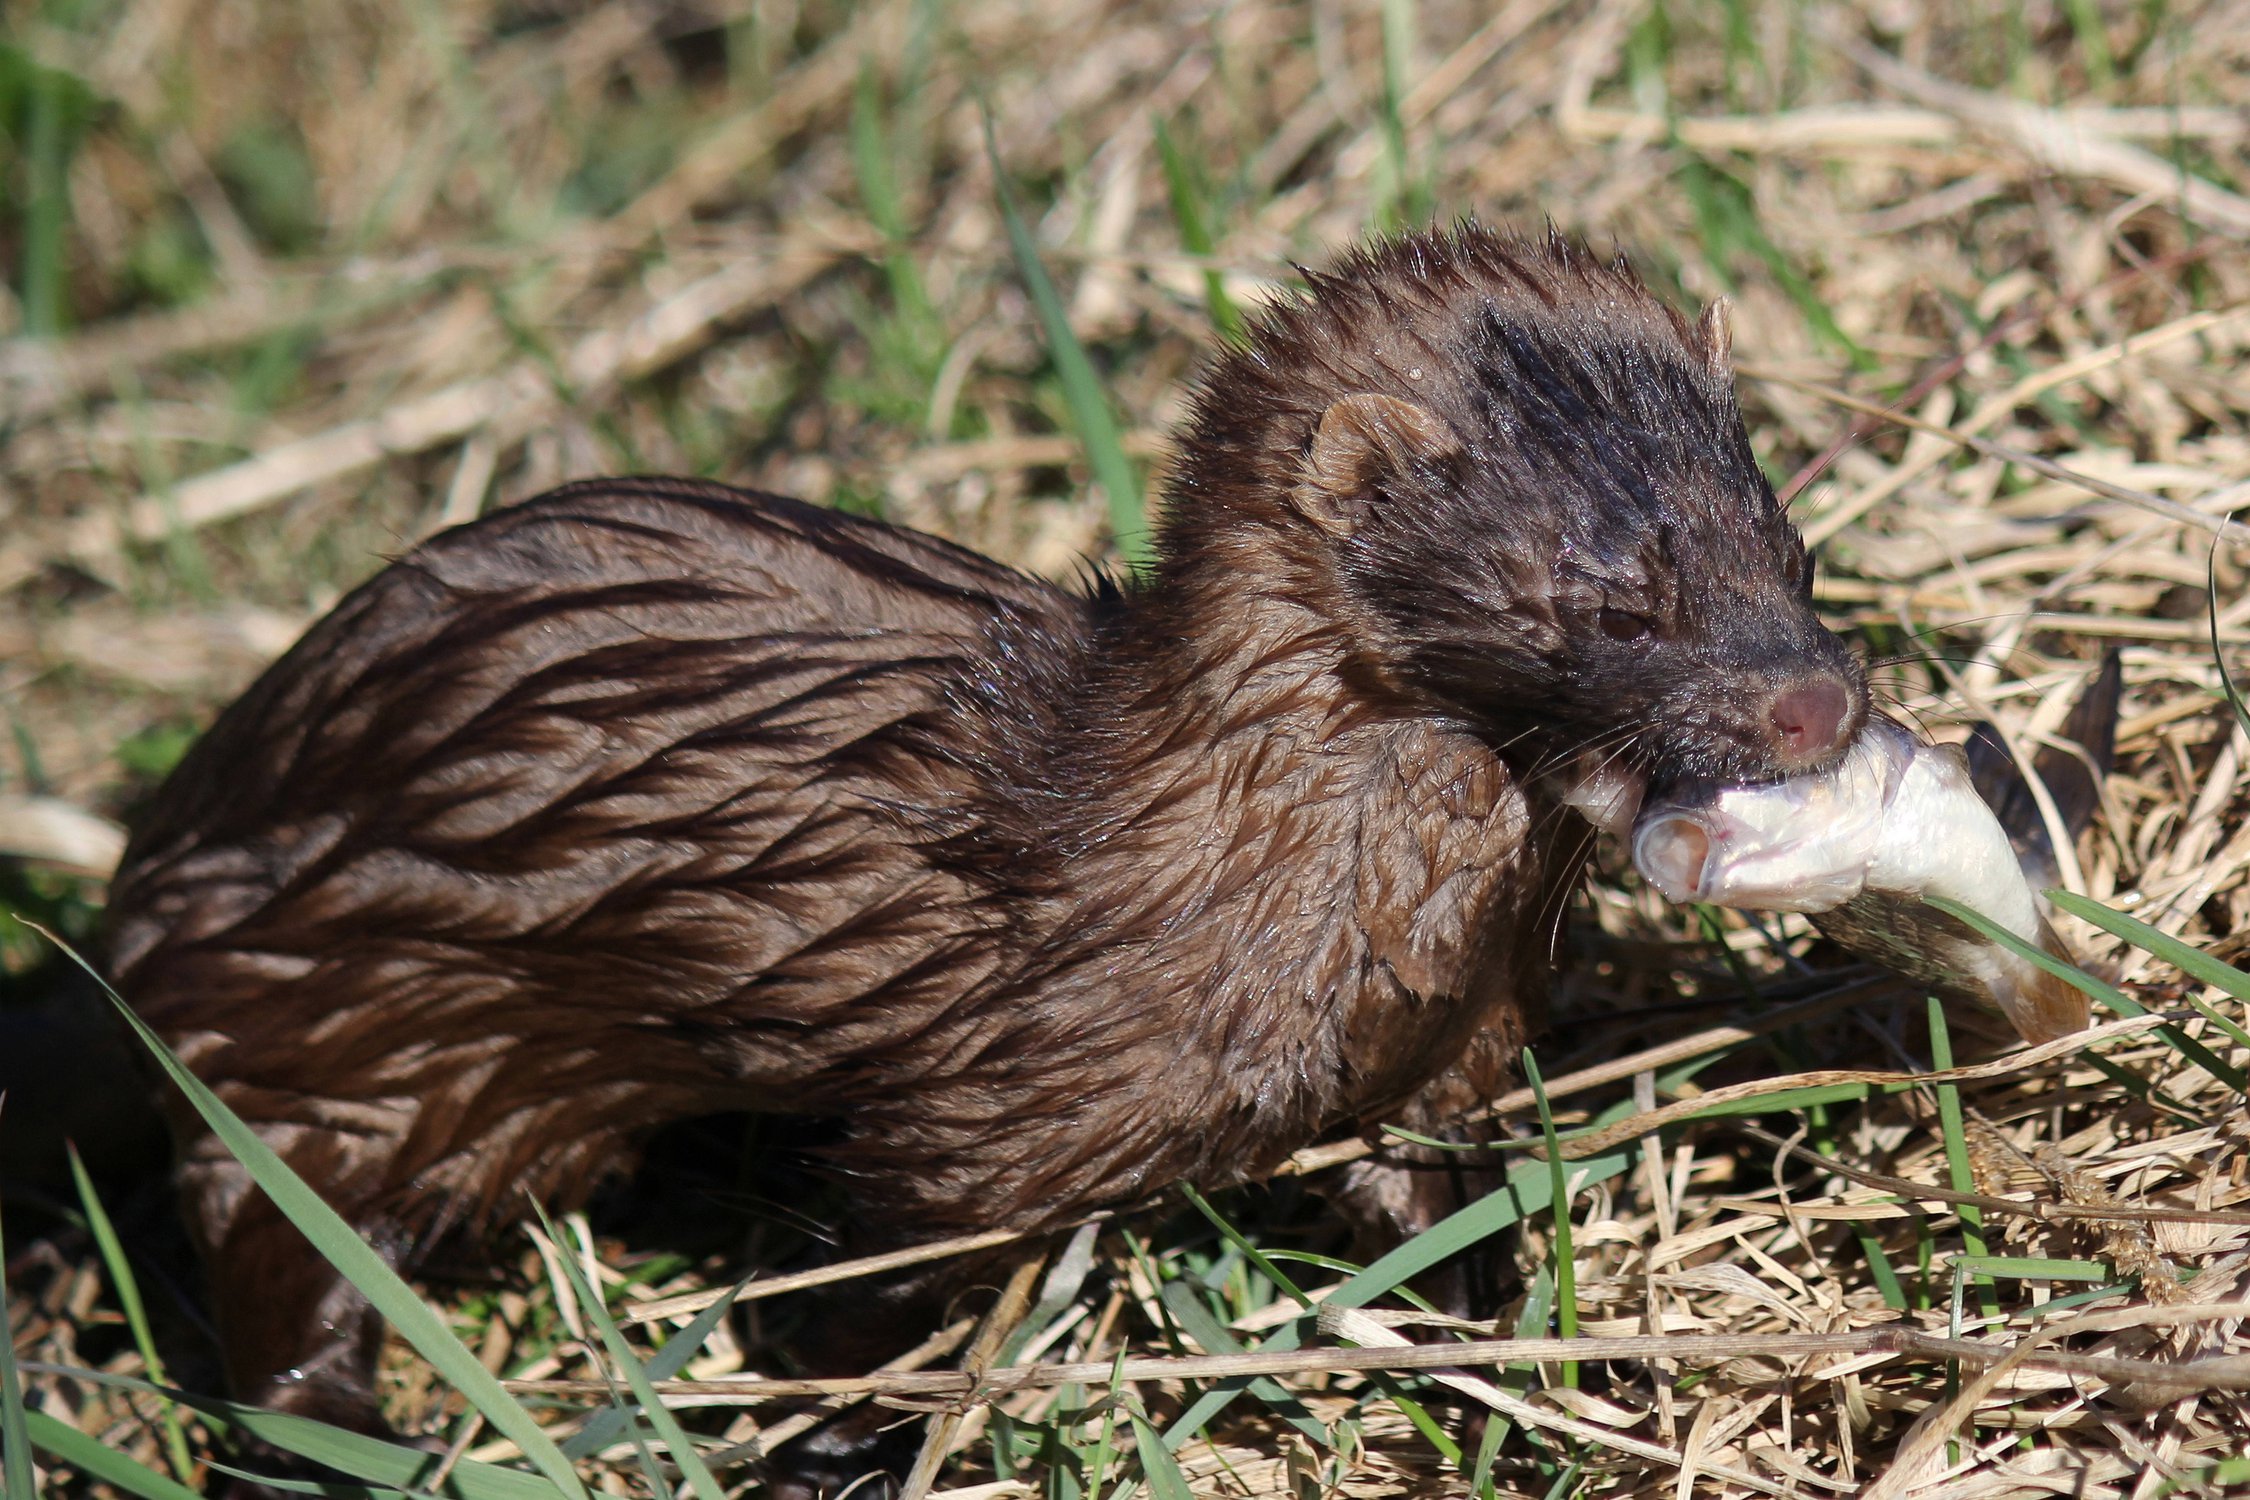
[1625,718,2090,1045]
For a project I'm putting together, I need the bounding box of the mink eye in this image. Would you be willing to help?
[1598,607,1652,643]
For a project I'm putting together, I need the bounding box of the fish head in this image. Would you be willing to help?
[1627,718,1915,909]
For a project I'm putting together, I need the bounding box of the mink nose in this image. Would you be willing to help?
[1765,676,1853,770]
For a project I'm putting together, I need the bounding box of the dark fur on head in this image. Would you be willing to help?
[1159,222,1863,783]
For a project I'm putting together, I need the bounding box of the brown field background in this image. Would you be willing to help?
[5,0,2250,1495]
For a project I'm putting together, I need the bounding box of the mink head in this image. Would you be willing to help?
[1161,223,1866,786]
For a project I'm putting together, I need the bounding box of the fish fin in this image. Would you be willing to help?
[1962,652,2123,897]
[2036,648,2122,838]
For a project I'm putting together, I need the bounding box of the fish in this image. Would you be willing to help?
[1628,715,2091,1045]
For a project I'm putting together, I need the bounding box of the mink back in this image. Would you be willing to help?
[106,479,1098,1233]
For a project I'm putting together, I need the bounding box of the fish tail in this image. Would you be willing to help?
[1992,913,2093,1044]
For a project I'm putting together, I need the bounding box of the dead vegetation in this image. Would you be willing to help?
[6,1,2250,1496]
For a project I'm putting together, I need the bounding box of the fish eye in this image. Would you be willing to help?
[1599,607,1652,643]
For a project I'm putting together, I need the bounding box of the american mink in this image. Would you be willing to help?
[104,225,1864,1468]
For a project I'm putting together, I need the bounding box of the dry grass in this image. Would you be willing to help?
[7,0,2250,1495]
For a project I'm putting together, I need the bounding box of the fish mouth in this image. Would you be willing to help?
[1633,813,1715,903]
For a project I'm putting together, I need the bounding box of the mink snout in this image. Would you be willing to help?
[1765,672,1857,769]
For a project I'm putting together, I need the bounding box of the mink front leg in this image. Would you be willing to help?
[1322,1028,1525,1320]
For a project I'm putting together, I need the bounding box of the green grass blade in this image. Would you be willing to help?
[40,933,589,1499]
[220,1393,560,1499]
[1155,1283,1328,1449]
[20,1361,556,1500]
[1161,1145,1632,1450]
[1337,1146,1630,1305]
[1924,893,2249,1093]
[852,63,935,332]
[557,1271,744,1460]
[981,113,1148,567]
[1084,1352,1126,1496]
[1374,0,1427,228]
[2046,888,2250,1052]
[645,1279,743,1384]
[1126,1410,1195,1500]
[200,1457,409,1497]
[528,1207,721,1500]
[23,1411,202,1500]
[2012,1282,2138,1319]
[66,1146,197,1484]
[1802,1100,1909,1310]
[2047,889,2250,1017]
[2181,991,2250,1054]
[1369,1124,1494,1153]
[1177,1184,1311,1307]
[853,63,907,244]
[1485,1266,1558,1458]
[1671,1081,1877,1119]
[1950,1256,2115,1282]
[1151,116,1243,341]
[1363,1381,1460,1465]
[19,59,76,338]
[1539,1456,1587,1500]
[1676,151,1873,372]
[1467,1390,1507,1499]
[1924,1006,1976,1219]
[2060,0,2117,88]
[2,1192,36,1500]
[2210,542,2250,741]
[1927,999,1997,1319]
[1521,1050,1578,1388]
[527,1234,672,1500]
[216,1407,553,1499]
[2158,1455,2250,1495]
[2082,1049,2200,1119]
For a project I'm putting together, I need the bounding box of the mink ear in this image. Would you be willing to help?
[1299,394,1461,536]
[1695,297,1734,379]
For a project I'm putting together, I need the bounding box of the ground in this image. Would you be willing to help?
[4,1,2250,1496]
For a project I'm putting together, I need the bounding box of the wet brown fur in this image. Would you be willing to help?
[104,225,1863,1441]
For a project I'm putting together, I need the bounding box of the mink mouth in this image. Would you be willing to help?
[1609,728,1858,805]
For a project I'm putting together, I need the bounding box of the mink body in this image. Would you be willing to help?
[106,227,1864,1468]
